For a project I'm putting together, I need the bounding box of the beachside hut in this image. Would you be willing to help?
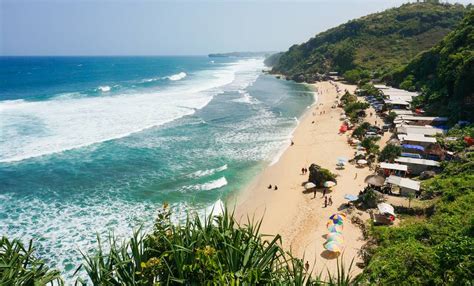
[385,175,420,197]
[392,109,414,116]
[396,115,448,126]
[395,157,441,175]
[397,125,444,136]
[380,162,408,177]
[398,134,437,147]
[402,144,425,155]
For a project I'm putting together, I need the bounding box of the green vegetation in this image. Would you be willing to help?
[308,163,337,187]
[379,144,402,162]
[356,83,382,97]
[437,124,474,152]
[344,101,370,123]
[352,122,371,139]
[389,10,474,122]
[361,137,380,155]
[0,237,63,285]
[3,207,359,285]
[340,91,357,105]
[272,3,467,82]
[359,146,474,285]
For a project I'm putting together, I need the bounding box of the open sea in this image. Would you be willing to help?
[0,56,314,280]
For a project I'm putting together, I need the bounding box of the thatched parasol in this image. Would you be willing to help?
[364,174,385,187]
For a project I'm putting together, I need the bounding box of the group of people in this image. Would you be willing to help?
[301,167,308,175]
[268,184,278,191]
[324,195,333,208]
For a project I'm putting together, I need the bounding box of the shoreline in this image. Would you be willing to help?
[228,80,381,276]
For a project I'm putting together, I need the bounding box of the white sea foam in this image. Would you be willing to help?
[183,177,228,192]
[167,72,187,81]
[188,164,228,178]
[98,85,111,92]
[232,90,259,105]
[197,177,228,191]
[0,59,264,163]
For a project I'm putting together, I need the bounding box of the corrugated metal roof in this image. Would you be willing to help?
[385,175,420,191]
[395,157,440,167]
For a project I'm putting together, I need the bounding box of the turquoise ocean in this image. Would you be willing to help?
[0,56,314,279]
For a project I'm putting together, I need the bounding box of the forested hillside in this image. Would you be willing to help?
[272,3,468,81]
[389,10,474,122]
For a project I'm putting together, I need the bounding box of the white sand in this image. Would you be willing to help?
[230,80,388,277]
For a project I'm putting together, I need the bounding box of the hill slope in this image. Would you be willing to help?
[272,3,467,80]
[389,10,474,122]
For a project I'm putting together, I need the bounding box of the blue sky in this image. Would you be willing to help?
[0,0,470,56]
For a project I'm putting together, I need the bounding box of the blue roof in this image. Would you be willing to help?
[402,144,425,151]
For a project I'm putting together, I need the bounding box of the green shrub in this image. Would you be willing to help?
[0,237,63,285]
[379,144,402,162]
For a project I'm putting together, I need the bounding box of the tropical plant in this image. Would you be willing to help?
[352,122,372,139]
[308,163,337,187]
[378,144,402,162]
[361,137,380,155]
[0,237,63,285]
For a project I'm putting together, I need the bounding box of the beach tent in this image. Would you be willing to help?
[357,159,368,165]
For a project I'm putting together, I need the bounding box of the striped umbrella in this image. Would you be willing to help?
[325,234,344,244]
[329,213,346,225]
[324,241,343,253]
[327,223,343,233]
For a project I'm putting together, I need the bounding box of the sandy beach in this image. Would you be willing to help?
[232,80,388,277]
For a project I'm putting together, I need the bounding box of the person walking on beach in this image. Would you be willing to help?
[329,196,333,206]
[322,188,327,197]
[301,167,305,175]
[305,261,310,272]
[324,196,328,208]
[354,172,358,179]
[313,187,317,199]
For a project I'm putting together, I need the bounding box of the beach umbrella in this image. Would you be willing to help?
[364,174,385,187]
[324,241,343,253]
[337,157,348,163]
[324,181,336,188]
[327,222,343,233]
[344,194,359,202]
[377,203,395,216]
[352,139,361,144]
[357,159,368,165]
[304,182,316,190]
[327,232,343,240]
[325,234,344,244]
[329,213,347,224]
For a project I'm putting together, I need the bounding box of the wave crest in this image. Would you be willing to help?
[167,72,187,81]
